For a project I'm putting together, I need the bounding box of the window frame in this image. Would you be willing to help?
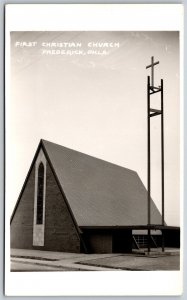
[36,162,45,225]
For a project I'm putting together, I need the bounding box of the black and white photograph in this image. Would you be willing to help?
[5,4,183,296]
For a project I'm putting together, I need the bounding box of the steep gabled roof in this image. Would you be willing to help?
[42,139,162,227]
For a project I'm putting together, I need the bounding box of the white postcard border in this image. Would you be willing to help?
[5,4,183,296]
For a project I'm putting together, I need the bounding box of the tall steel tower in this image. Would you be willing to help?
[146,56,165,253]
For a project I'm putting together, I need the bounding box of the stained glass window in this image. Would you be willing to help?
[36,162,44,224]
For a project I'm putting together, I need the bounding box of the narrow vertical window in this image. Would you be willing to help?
[36,162,44,224]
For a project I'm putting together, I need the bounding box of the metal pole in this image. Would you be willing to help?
[147,76,151,253]
[161,79,165,252]
[151,56,154,87]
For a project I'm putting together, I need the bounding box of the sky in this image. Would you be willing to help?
[7,31,180,226]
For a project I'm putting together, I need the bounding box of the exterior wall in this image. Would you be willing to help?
[43,161,80,252]
[84,231,112,253]
[84,229,133,253]
[11,156,80,253]
[33,149,47,247]
[11,167,35,249]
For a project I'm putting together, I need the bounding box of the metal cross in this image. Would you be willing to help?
[146,56,159,88]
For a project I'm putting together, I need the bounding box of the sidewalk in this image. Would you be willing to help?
[11,249,118,271]
[11,248,180,272]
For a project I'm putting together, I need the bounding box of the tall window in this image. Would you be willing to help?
[36,162,44,224]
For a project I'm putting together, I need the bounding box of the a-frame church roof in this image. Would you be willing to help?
[11,139,162,227]
[42,139,162,227]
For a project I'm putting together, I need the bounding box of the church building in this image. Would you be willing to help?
[11,139,180,253]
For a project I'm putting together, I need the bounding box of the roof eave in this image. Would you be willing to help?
[80,225,180,231]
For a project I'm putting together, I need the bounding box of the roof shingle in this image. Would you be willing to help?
[42,139,162,227]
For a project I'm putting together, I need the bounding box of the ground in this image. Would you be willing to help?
[11,248,180,271]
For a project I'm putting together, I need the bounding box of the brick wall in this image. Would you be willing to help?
[44,161,80,252]
[11,156,80,253]
[11,167,35,249]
